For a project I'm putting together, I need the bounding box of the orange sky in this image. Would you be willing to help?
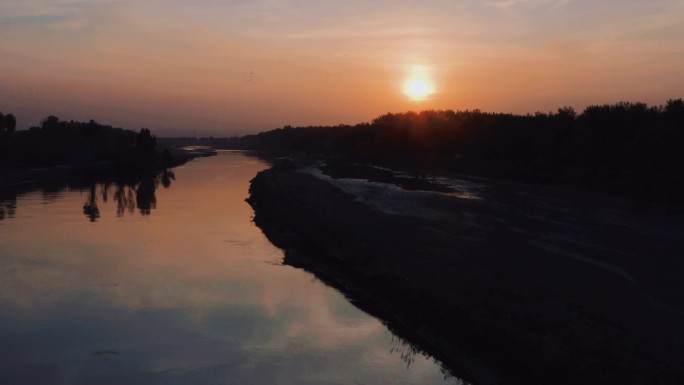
[1,0,683,136]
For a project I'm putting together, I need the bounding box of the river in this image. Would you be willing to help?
[0,151,465,385]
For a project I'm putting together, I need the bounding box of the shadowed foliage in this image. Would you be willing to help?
[237,100,684,203]
[0,114,160,171]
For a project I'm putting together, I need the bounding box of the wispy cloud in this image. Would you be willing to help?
[548,0,573,11]
[1,0,683,134]
[485,0,573,11]
[0,0,131,34]
[286,26,437,40]
[485,0,526,8]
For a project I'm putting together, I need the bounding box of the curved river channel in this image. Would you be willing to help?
[0,151,467,385]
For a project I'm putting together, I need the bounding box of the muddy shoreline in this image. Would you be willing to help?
[248,161,684,385]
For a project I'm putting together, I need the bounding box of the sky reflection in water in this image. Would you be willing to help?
[0,152,462,385]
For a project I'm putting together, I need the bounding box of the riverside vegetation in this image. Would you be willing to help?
[0,113,203,187]
[245,99,684,385]
[238,100,684,205]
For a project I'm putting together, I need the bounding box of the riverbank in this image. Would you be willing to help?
[247,161,684,385]
[0,146,215,188]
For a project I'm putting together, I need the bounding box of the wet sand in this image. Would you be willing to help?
[247,161,684,385]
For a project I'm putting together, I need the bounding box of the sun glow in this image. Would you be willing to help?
[406,79,430,99]
[403,65,434,101]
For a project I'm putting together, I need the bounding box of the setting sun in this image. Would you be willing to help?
[405,79,431,99]
[403,65,434,100]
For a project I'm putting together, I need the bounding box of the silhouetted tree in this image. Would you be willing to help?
[5,113,16,134]
[135,128,157,164]
[556,106,576,120]
[161,149,171,167]
[0,114,167,171]
[238,100,684,204]
[42,115,60,130]
[0,112,15,134]
[665,99,684,123]
[0,111,18,163]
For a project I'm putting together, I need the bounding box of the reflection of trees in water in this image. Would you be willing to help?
[388,334,471,384]
[160,169,175,189]
[113,184,136,217]
[82,184,100,222]
[0,169,175,222]
[135,177,156,215]
[0,190,17,221]
[389,335,420,369]
[82,169,175,221]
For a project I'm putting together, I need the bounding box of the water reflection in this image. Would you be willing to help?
[0,152,461,385]
[0,189,17,220]
[0,169,175,223]
[82,183,100,221]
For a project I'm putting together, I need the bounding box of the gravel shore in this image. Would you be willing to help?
[247,161,684,385]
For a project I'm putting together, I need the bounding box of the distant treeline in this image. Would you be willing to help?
[0,114,163,172]
[237,100,684,202]
[157,136,243,149]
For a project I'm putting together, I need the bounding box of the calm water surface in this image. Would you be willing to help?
[0,152,464,385]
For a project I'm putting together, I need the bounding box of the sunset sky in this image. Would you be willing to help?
[1,0,683,136]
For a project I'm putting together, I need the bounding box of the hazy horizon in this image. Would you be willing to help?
[2,0,683,136]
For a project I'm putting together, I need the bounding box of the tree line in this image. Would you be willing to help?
[237,100,684,203]
[0,114,162,172]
